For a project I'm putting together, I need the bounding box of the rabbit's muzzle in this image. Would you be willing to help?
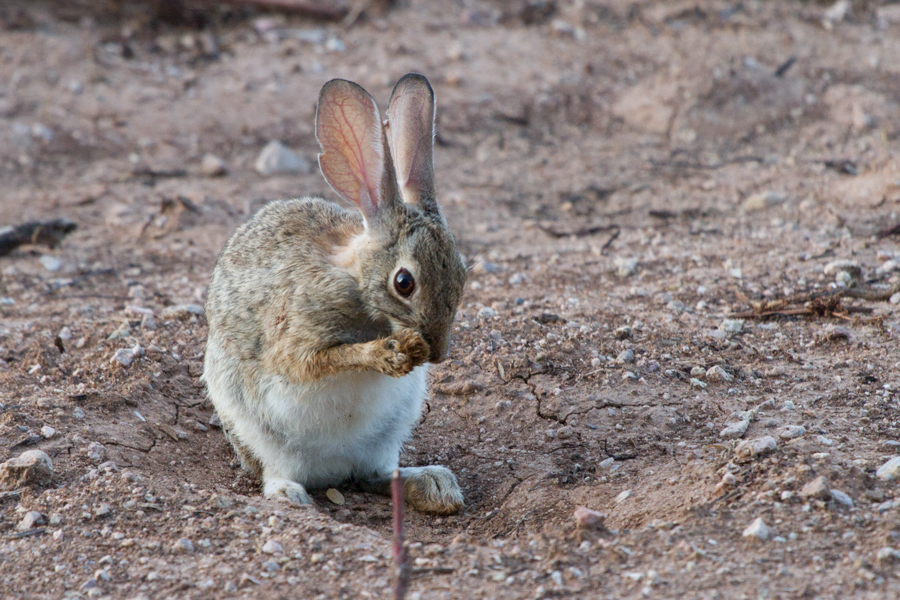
[427,331,451,364]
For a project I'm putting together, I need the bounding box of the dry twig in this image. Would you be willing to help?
[392,470,410,600]
[730,282,900,320]
[0,219,77,257]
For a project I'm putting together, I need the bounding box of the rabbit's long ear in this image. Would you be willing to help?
[385,73,440,218]
[316,79,398,223]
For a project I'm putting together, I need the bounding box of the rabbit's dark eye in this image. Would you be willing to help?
[393,268,415,298]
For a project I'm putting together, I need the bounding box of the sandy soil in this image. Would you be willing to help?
[2,0,900,598]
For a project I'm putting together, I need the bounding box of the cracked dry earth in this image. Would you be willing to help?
[2,0,900,598]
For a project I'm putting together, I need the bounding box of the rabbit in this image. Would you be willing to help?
[201,74,467,514]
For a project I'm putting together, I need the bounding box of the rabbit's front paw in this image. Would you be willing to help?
[372,330,429,377]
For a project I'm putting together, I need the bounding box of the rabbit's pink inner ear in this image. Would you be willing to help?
[386,74,437,209]
[316,80,385,219]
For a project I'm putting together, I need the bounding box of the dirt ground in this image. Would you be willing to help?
[2,0,900,598]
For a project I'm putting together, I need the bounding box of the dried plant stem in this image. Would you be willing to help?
[392,469,410,600]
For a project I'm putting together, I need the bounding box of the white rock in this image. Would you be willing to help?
[706,365,734,382]
[574,507,606,530]
[57,327,72,341]
[199,153,228,177]
[876,547,900,564]
[721,319,744,333]
[18,510,45,530]
[720,420,749,439]
[743,191,784,212]
[161,304,204,318]
[111,348,133,367]
[824,0,850,23]
[476,307,497,319]
[615,257,638,277]
[616,349,635,364]
[690,378,707,389]
[735,436,777,459]
[255,141,311,175]
[86,442,107,463]
[830,489,853,507]
[599,458,616,469]
[139,314,156,330]
[172,538,194,554]
[742,517,769,541]
[39,255,61,272]
[876,456,900,481]
[40,425,56,439]
[614,489,632,504]
[778,425,806,440]
[262,539,283,554]
[823,259,860,276]
[0,450,54,490]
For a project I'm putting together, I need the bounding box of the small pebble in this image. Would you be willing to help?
[94,503,112,518]
[41,425,56,439]
[614,489,632,504]
[613,326,633,340]
[18,510,45,530]
[326,488,345,505]
[616,349,634,364]
[720,420,749,439]
[73,407,85,419]
[39,255,61,272]
[254,140,311,175]
[200,153,228,177]
[830,489,853,507]
[556,426,574,440]
[778,425,806,440]
[574,507,606,530]
[721,319,744,333]
[799,476,830,500]
[615,257,638,277]
[262,539,283,554]
[735,436,777,459]
[111,348,133,367]
[86,442,107,463]
[706,365,734,382]
[742,517,770,542]
[172,538,194,554]
[476,307,497,319]
[0,449,54,489]
[876,456,900,481]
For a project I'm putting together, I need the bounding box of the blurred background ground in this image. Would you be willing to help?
[1,0,900,598]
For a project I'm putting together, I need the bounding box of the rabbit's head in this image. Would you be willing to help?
[316,74,466,363]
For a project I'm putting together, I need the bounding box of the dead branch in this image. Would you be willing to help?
[731,282,899,320]
[392,470,410,600]
[198,0,350,19]
[0,219,77,257]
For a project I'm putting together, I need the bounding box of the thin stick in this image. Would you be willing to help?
[392,469,410,600]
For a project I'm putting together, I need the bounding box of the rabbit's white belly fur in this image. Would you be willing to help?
[206,344,427,489]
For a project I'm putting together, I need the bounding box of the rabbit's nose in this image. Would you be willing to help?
[428,335,450,363]
[430,349,449,364]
